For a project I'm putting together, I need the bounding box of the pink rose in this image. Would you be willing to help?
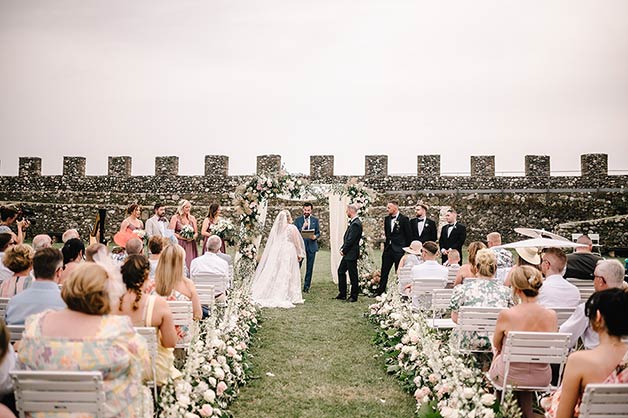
[200,404,213,417]
[216,381,228,396]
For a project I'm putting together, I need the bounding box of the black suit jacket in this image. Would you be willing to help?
[383,213,412,253]
[341,218,362,261]
[409,217,438,243]
[438,222,467,254]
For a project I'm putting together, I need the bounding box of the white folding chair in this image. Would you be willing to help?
[195,284,216,313]
[7,324,25,344]
[567,278,596,303]
[410,278,448,311]
[0,297,9,320]
[397,267,413,295]
[166,300,193,349]
[488,331,571,402]
[135,326,158,401]
[456,306,505,353]
[11,370,106,418]
[447,265,460,287]
[426,289,456,329]
[580,384,628,418]
[549,306,577,326]
[192,273,229,296]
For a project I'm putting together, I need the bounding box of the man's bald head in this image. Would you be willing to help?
[575,235,593,253]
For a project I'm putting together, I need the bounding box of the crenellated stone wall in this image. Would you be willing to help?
[1,153,626,251]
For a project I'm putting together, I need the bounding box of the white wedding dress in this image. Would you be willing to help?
[250,210,306,308]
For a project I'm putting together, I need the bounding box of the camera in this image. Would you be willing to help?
[16,205,37,226]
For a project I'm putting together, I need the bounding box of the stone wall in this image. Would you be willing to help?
[1,154,626,251]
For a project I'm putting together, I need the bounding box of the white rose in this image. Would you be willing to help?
[208,377,217,387]
[203,389,216,403]
[480,393,495,406]
[463,387,475,399]
[184,413,199,418]
[214,367,225,380]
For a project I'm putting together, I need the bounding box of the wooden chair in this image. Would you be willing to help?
[456,306,505,353]
[7,324,25,344]
[579,384,628,418]
[488,331,571,402]
[166,300,193,349]
[0,297,9,320]
[195,284,216,313]
[426,289,456,329]
[548,306,577,326]
[566,278,596,303]
[135,326,158,401]
[11,370,106,418]
[410,278,448,311]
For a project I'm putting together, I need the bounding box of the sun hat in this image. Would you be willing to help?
[403,240,423,255]
[516,247,541,265]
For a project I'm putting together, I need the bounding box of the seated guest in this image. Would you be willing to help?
[147,236,165,280]
[504,247,541,286]
[117,255,179,385]
[85,243,108,262]
[18,262,152,417]
[61,228,80,243]
[486,232,514,269]
[154,244,202,345]
[0,319,16,413]
[190,236,229,277]
[537,248,580,308]
[399,241,423,270]
[450,249,512,350]
[543,288,628,418]
[0,244,34,297]
[126,238,144,256]
[453,241,486,286]
[489,266,557,418]
[6,248,66,325]
[31,234,52,251]
[0,234,13,283]
[565,235,603,280]
[410,241,447,279]
[444,249,460,268]
[560,260,626,350]
[58,238,85,285]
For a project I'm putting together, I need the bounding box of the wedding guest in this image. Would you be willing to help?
[31,234,52,251]
[543,288,628,418]
[0,235,13,283]
[126,238,144,256]
[190,236,229,278]
[293,203,320,293]
[560,260,626,350]
[117,255,178,385]
[148,236,165,280]
[18,262,153,417]
[58,238,85,285]
[453,241,487,286]
[489,266,557,418]
[6,248,65,325]
[565,235,603,280]
[439,207,467,264]
[376,201,412,296]
[537,248,580,308]
[410,241,446,279]
[0,244,34,297]
[409,201,437,244]
[487,232,514,269]
[444,249,461,268]
[154,244,202,344]
[169,200,198,271]
[0,206,28,245]
[504,247,541,286]
[399,240,423,269]
[200,203,225,254]
[145,203,169,239]
[120,203,144,233]
[450,249,512,351]
[0,319,16,414]
[61,228,80,243]
[85,243,108,262]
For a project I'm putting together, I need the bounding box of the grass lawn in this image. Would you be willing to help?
[229,249,416,418]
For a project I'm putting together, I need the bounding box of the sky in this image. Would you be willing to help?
[1,0,627,177]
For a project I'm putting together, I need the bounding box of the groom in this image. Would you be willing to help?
[293,202,320,293]
[336,204,362,303]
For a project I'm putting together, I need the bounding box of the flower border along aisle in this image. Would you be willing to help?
[367,292,522,418]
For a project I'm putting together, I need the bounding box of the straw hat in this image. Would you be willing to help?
[516,247,541,265]
[403,240,423,255]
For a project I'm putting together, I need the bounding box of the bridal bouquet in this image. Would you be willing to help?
[180,224,195,240]
[210,218,236,243]
[133,228,147,243]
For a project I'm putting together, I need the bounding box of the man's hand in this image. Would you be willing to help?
[17,219,30,230]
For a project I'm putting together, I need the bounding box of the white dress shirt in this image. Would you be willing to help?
[190,252,229,277]
[537,274,581,308]
[411,260,448,279]
[559,302,599,350]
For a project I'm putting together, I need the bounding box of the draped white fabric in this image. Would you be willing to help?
[328,193,350,284]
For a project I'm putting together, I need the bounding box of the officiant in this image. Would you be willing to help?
[293,202,320,293]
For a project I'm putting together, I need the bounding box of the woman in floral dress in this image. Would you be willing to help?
[169,199,198,271]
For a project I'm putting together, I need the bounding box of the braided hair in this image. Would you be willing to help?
[120,255,150,311]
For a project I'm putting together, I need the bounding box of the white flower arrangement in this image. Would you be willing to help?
[180,224,195,240]
[209,218,236,243]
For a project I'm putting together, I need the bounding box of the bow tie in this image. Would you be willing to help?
[417,218,425,222]
[158,217,167,222]
[304,216,310,220]
[448,223,455,227]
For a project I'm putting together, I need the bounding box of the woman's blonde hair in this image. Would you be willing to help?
[509,265,543,298]
[3,243,34,273]
[61,262,123,315]
[154,243,185,296]
[475,248,497,278]
[177,199,191,216]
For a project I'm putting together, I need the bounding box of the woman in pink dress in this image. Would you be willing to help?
[120,204,144,233]
[200,203,225,254]
[543,287,628,418]
[169,200,198,271]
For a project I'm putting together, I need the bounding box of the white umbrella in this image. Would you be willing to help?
[514,228,571,242]
[495,237,587,250]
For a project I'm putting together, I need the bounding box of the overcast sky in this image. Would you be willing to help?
[1,0,627,177]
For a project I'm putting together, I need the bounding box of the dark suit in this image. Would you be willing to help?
[377,213,412,295]
[439,222,467,263]
[293,215,320,291]
[338,217,362,300]
[409,217,438,243]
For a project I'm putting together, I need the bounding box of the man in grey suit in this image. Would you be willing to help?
[336,204,362,303]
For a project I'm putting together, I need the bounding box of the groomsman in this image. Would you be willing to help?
[409,202,437,243]
[439,207,467,263]
[293,203,320,293]
[336,204,362,302]
[145,203,168,239]
[376,201,412,296]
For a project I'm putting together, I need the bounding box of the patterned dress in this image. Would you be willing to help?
[449,279,513,351]
[18,311,152,417]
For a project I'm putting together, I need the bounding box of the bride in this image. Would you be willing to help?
[250,210,306,308]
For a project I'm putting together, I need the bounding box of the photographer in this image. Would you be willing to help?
[0,206,29,245]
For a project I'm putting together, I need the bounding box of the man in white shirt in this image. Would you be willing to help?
[190,235,229,278]
[560,259,626,349]
[411,241,448,280]
[537,247,580,308]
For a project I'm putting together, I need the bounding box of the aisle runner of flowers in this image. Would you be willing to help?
[367,292,522,418]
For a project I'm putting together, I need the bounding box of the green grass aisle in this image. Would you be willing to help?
[230,250,416,418]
